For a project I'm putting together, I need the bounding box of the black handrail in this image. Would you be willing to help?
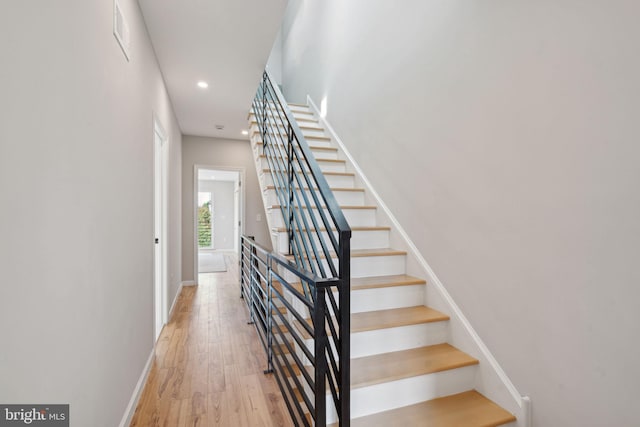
[241,236,349,426]
[243,70,352,426]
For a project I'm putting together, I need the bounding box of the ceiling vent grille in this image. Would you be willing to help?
[113,1,130,61]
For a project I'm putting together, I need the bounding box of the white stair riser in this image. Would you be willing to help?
[277,254,406,282]
[256,143,338,160]
[252,104,311,113]
[249,116,323,130]
[351,322,449,358]
[349,284,424,313]
[259,157,346,173]
[303,138,333,148]
[252,134,333,149]
[265,188,364,207]
[326,365,478,423]
[296,320,449,362]
[301,128,326,138]
[252,109,315,125]
[289,105,311,113]
[262,172,355,189]
[275,229,389,253]
[269,207,376,228]
[352,254,406,278]
[250,123,327,140]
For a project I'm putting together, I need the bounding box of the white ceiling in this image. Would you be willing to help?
[138,0,287,140]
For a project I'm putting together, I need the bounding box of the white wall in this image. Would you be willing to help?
[280,1,640,426]
[198,179,236,250]
[0,1,181,426]
[182,136,271,282]
[266,28,283,86]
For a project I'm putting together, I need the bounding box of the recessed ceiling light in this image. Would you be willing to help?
[197,81,209,89]
[241,130,249,136]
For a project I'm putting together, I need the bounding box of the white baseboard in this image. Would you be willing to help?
[119,280,191,427]
[307,94,531,427]
[118,349,154,427]
[168,282,184,320]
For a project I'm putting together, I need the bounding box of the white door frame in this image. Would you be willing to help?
[194,165,245,280]
[153,116,168,341]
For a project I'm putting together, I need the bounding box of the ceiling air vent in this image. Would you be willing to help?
[113,1,130,61]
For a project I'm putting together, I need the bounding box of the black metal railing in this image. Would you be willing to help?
[241,236,349,426]
[241,70,352,426]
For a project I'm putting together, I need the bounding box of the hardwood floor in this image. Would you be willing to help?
[130,254,294,427]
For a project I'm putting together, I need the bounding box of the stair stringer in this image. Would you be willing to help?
[247,127,284,252]
[306,95,532,427]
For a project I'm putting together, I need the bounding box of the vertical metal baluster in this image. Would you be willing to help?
[261,72,267,149]
[264,254,274,374]
[339,233,351,426]
[240,238,244,299]
[314,285,327,426]
[288,124,294,256]
[248,239,257,325]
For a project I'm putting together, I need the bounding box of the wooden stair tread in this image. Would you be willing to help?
[249,121,322,131]
[273,225,389,233]
[350,274,426,290]
[251,108,314,116]
[351,344,478,389]
[249,116,324,130]
[269,204,376,210]
[352,305,449,332]
[294,305,448,340]
[273,273,421,294]
[259,153,344,164]
[284,248,407,261]
[266,185,364,193]
[255,141,337,152]
[294,116,318,123]
[330,390,516,427]
[263,168,354,177]
[251,127,328,139]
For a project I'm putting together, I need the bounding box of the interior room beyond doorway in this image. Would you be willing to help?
[196,168,241,275]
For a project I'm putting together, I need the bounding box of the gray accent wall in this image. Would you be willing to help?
[279,1,640,425]
[0,1,182,426]
[182,136,271,282]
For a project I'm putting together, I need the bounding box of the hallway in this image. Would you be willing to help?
[130,255,294,426]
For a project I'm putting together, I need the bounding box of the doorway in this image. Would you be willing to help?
[153,118,168,342]
[194,166,244,278]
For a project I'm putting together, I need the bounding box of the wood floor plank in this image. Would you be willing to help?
[130,254,293,426]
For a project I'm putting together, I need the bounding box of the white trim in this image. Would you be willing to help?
[307,94,531,427]
[523,396,532,427]
[118,349,154,427]
[113,0,131,61]
[168,282,183,320]
[153,114,169,343]
[193,165,246,281]
[119,281,189,426]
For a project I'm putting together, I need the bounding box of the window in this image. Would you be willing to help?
[198,192,213,248]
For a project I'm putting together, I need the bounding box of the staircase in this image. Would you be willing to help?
[248,101,518,426]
